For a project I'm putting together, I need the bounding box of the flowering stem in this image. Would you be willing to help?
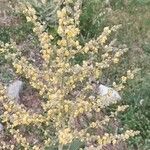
[58,144,63,150]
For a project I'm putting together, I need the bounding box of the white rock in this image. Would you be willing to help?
[7,80,23,102]
[98,84,121,101]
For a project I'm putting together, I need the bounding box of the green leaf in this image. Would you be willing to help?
[70,139,84,150]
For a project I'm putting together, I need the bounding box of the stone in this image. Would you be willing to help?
[7,80,23,102]
[98,84,121,101]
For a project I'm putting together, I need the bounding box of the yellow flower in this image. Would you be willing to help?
[127,70,134,79]
[64,104,69,112]
[121,76,127,83]
[64,50,70,56]
[57,40,67,47]
[58,128,73,145]
[113,58,119,64]
[57,8,67,18]
[90,122,97,128]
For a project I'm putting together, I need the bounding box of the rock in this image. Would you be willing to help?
[7,80,23,102]
[98,84,121,101]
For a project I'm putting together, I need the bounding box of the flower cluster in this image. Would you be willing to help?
[58,128,73,145]
[0,0,139,149]
[97,130,140,148]
[113,70,135,91]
